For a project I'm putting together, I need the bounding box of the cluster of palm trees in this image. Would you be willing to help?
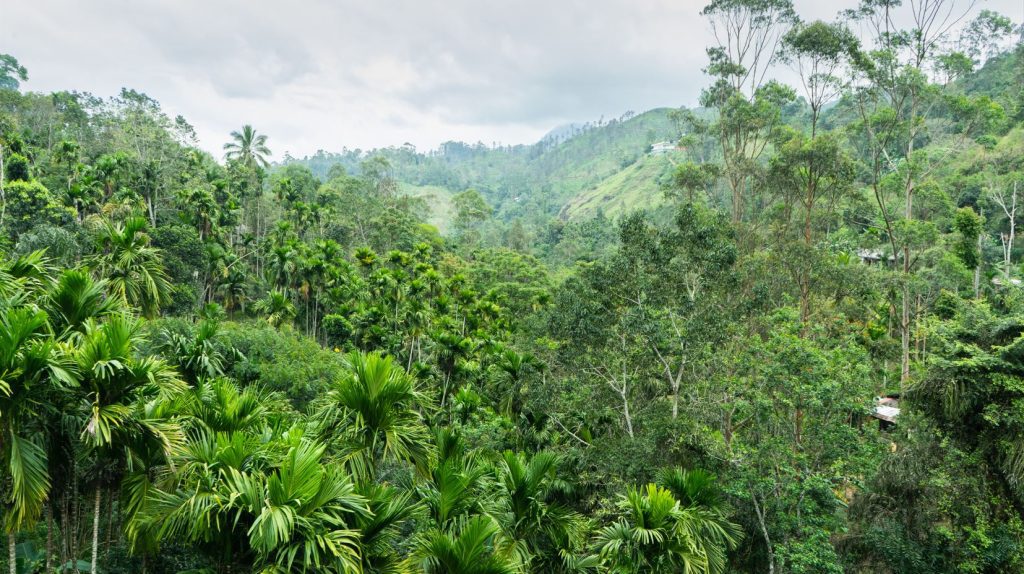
[0,247,741,573]
[0,251,181,574]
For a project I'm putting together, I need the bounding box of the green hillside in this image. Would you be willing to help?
[400,182,455,232]
[561,151,678,219]
[285,108,684,225]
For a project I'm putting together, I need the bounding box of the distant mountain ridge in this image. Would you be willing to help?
[284,107,686,226]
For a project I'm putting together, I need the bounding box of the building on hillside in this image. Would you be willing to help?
[871,395,900,431]
[857,249,896,266]
[649,141,677,155]
[991,276,1023,288]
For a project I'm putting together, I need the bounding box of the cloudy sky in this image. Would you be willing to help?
[5,0,1022,159]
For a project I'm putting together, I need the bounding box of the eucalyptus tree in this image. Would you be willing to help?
[0,54,28,91]
[700,0,798,222]
[774,20,860,322]
[843,0,999,385]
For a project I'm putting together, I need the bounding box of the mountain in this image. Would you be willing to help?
[283,107,687,226]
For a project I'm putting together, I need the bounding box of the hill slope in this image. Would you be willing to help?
[285,108,685,225]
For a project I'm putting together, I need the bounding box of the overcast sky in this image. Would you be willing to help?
[5,0,1023,159]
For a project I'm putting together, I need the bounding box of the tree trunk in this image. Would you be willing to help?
[8,532,16,574]
[620,389,634,439]
[901,283,911,386]
[975,231,983,298]
[0,143,6,228]
[751,493,775,574]
[90,485,101,574]
[46,507,53,572]
[672,382,679,420]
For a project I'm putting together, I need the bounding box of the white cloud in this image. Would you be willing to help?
[4,0,1022,158]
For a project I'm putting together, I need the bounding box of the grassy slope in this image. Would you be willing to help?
[561,152,678,219]
[400,182,455,233]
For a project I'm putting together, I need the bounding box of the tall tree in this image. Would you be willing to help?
[222,125,271,169]
[701,0,798,222]
[846,0,990,385]
[91,216,172,319]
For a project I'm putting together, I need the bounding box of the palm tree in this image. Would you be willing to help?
[492,451,594,571]
[0,250,54,300]
[45,269,119,339]
[142,438,369,573]
[175,187,218,241]
[75,314,185,574]
[217,265,249,317]
[90,216,172,318]
[157,318,226,384]
[491,348,538,418]
[223,125,271,169]
[595,482,740,574]
[253,289,296,328]
[266,244,298,291]
[0,304,75,574]
[315,351,433,481]
[416,434,489,529]
[415,515,518,574]
[657,468,742,574]
[355,483,420,574]
[186,377,274,434]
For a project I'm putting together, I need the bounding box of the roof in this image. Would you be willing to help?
[857,249,896,262]
[871,396,900,423]
[991,277,1022,287]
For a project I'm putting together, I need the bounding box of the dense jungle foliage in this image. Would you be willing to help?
[2,1,1024,572]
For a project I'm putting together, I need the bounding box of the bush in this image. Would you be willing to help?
[15,223,87,266]
[219,321,346,409]
[4,152,30,181]
[2,180,75,237]
[150,224,205,314]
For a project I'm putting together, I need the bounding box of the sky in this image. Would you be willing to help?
[5,0,1024,159]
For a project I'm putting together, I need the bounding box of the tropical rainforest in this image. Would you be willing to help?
[2,0,1024,572]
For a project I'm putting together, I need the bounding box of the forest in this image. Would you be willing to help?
[1,0,1024,572]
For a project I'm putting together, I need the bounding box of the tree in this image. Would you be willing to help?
[987,177,1019,280]
[701,0,798,222]
[315,351,433,481]
[845,0,988,385]
[0,55,27,91]
[74,314,185,574]
[768,132,854,322]
[492,450,594,571]
[139,436,369,573]
[253,289,296,328]
[780,21,860,136]
[452,189,492,247]
[415,515,518,574]
[90,216,172,318]
[2,180,74,238]
[952,207,984,297]
[223,125,271,169]
[0,303,74,574]
[595,483,740,574]
[958,9,1016,65]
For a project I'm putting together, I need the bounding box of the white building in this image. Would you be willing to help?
[649,141,677,155]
